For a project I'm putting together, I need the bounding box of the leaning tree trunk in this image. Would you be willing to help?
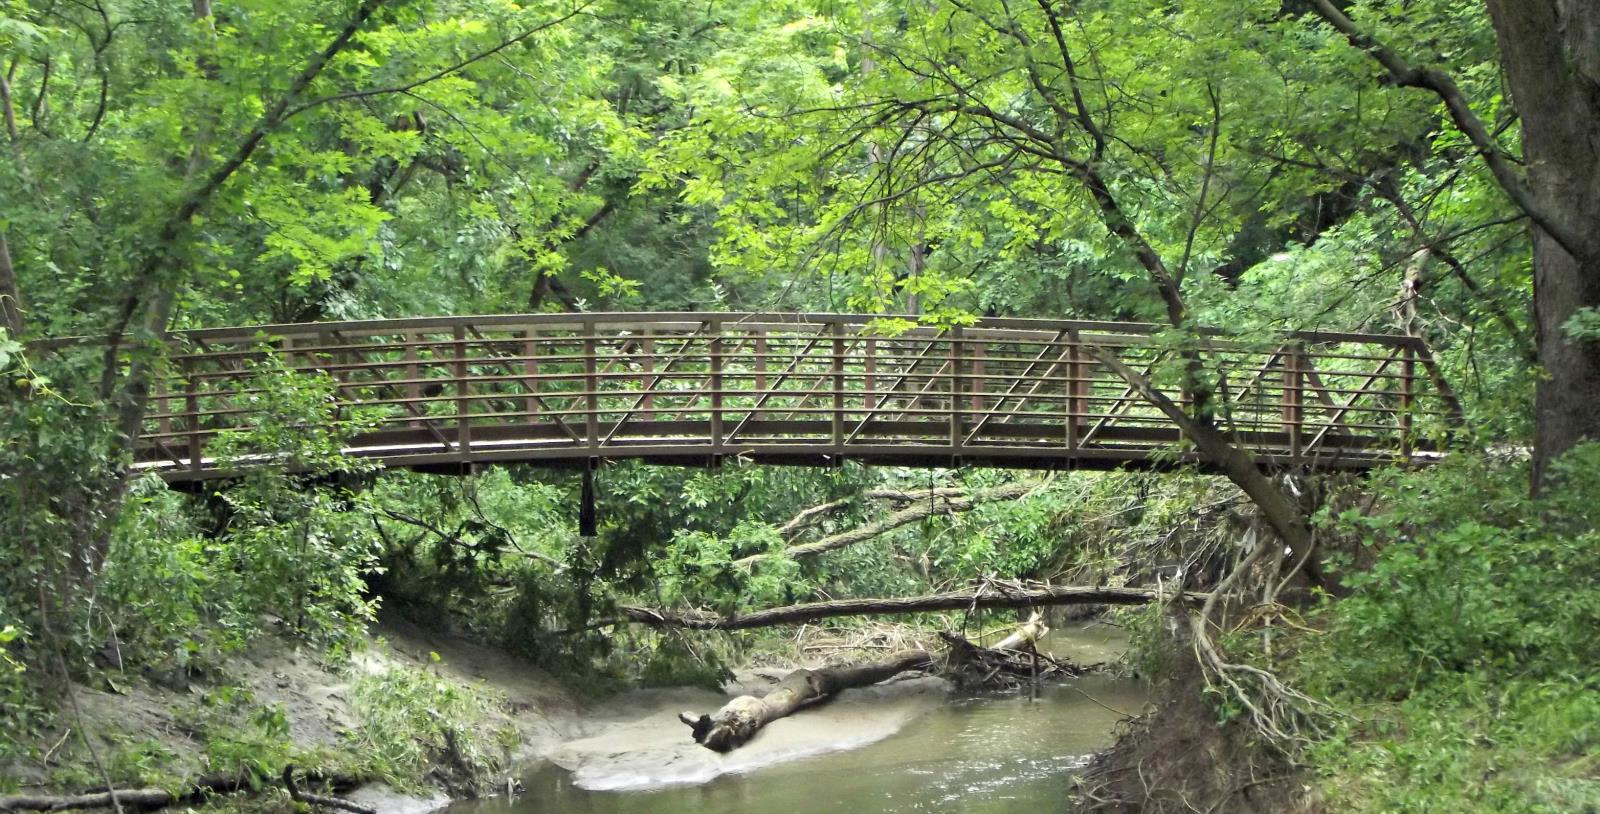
[679,649,933,752]
[1483,0,1600,488]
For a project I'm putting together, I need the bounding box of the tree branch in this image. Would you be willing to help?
[1085,344,1323,587]
[732,481,1042,568]
[1306,0,1590,261]
[280,3,591,122]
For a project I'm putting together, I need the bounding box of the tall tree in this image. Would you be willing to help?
[1309,0,1599,486]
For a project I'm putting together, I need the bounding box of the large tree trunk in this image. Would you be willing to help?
[1483,0,1600,487]
[678,649,933,752]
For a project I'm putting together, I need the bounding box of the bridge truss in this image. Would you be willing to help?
[126,313,1460,482]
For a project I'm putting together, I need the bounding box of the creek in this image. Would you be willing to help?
[445,622,1144,814]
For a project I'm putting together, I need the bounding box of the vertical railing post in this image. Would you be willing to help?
[1400,341,1416,457]
[831,320,846,452]
[156,360,172,451]
[405,331,421,428]
[1283,343,1302,462]
[1067,330,1083,451]
[583,318,599,452]
[864,337,877,402]
[640,331,655,420]
[752,330,766,425]
[971,336,986,432]
[949,325,964,454]
[708,318,724,456]
[522,329,538,425]
[454,324,471,457]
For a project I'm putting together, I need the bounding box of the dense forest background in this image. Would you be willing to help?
[2,0,1598,811]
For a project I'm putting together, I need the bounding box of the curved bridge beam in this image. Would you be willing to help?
[124,312,1458,481]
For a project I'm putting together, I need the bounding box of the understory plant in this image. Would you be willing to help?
[1301,446,1600,812]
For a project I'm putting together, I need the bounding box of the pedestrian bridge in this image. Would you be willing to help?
[132,312,1459,482]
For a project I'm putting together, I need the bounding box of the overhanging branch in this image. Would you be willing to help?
[1306,0,1590,261]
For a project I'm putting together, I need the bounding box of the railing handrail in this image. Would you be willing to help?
[32,311,1431,350]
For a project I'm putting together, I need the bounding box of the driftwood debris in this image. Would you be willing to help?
[678,649,934,752]
[622,583,1202,631]
[676,611,1095,752]
[938,628,1079,689]
[990,611,1048,651]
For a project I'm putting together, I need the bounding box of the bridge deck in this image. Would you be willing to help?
[128,313,1459,481]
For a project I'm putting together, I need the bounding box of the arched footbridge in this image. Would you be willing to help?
[127,313,1460,482]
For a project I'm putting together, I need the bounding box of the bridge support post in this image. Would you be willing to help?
[580,458,598,538]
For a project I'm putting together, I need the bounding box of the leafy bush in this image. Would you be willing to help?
[346,658,517,792]
[1303,446,1600,811]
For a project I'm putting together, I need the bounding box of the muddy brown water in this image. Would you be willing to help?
[446,622,1144,814]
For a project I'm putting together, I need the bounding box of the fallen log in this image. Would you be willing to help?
[283,766,376,814]
[620,584,1203,631]
[0,769,370,814]
[678,649,934,752]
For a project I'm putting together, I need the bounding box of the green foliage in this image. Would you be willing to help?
[1301,447,1600,811]
[347,658,517,792]
[91,364,384,677]
[655,523,799,612]
[189,687,296,786]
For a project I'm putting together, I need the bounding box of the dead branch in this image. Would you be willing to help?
[736,481,1041,568]
[0,769,368,814]
[616,582,1204,631]
[282,766,375,814]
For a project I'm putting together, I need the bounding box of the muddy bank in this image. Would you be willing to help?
[2,615,586,809]
[10,618,1148,813]
[1069,622,1314,814]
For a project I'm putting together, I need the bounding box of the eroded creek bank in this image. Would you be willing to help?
[443,621,1146,814]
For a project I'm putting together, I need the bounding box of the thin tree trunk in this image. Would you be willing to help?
[0,230,21,336]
